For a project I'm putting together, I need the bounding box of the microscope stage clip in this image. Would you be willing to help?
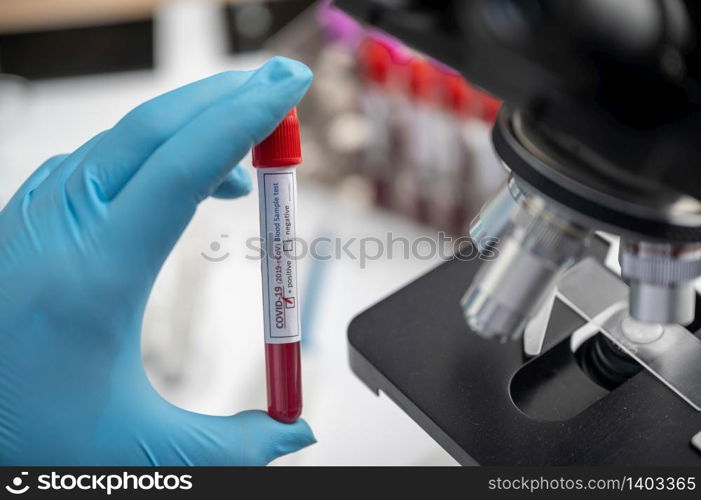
[557,258,701,412]
[523,291,555,357]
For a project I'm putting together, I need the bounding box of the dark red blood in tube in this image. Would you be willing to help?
[265,342,302,423]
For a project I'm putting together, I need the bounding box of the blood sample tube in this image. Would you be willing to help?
[252,108,303,423]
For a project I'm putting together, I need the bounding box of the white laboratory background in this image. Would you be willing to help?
[0,1,456,465]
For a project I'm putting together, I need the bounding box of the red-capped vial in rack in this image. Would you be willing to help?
[252,107,303,423]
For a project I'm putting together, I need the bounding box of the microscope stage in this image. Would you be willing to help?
[348,240,701,465]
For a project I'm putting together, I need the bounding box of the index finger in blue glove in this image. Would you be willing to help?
[65,69,257,203]
[110,57,312,264]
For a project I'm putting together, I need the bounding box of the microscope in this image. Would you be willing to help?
[338,0,701,464]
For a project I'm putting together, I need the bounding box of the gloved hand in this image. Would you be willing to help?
[0,57,315,465]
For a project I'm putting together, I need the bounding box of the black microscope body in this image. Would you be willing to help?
[337,0,701,465]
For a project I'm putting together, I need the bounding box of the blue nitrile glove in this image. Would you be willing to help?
[0,57,315,465]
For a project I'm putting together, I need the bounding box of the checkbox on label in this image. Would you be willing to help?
[285,297,295,309]
[283,240,294,252]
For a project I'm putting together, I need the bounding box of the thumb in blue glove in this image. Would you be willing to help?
[0,57,315,465]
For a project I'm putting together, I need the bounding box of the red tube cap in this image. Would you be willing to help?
[440,71,474,116]
[407,58,436,103]
[358,38,392,85]
[252,107,302,168]
[479,94,502,123]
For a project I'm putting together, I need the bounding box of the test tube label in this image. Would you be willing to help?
[259,168,301,344]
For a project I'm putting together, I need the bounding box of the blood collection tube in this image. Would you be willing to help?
[252,108,303,423]
[358,37,393,207]
[400,57,438,224]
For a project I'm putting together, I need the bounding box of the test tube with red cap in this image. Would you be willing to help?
[358,37,394,207]
[252,107,302,423]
